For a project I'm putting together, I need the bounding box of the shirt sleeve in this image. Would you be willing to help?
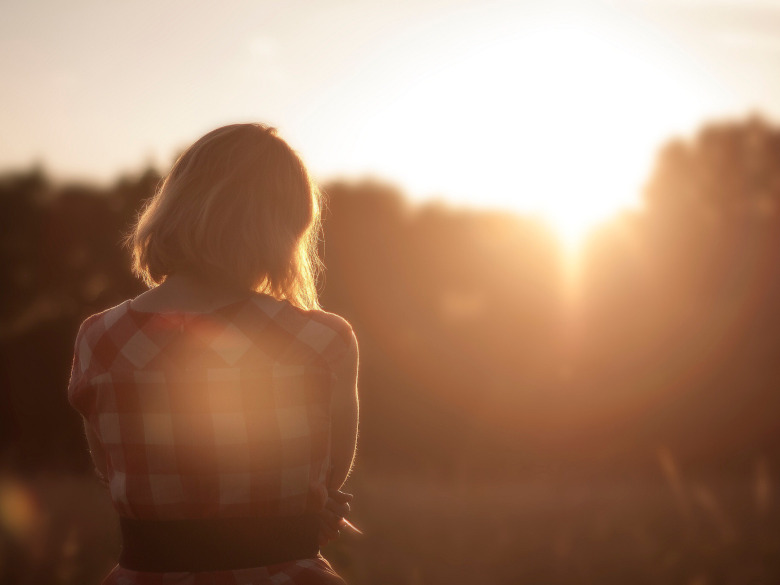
[67,314,99,416]
[319,313,357,374]
[302,310,356,378]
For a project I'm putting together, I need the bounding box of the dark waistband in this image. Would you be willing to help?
[118,514,320,572]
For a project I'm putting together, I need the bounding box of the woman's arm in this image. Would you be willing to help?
[319,332,359,545]
[82,416,109,488]
[328,332,359,491]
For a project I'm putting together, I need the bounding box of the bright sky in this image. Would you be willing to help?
[3,0,780,242]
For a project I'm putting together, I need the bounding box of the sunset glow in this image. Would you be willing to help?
[0,0,761,254]
[331,11,717,252]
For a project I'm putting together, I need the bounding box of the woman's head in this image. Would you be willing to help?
[129,123,323,310]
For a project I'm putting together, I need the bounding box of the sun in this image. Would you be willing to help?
[332,9,712,253]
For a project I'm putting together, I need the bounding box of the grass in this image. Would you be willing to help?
[1,463,778,584]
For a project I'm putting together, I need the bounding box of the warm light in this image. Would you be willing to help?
[329,10,712,253]
[0,477,43,542]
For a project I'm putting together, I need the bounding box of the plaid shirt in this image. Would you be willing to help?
[68,293,354,585]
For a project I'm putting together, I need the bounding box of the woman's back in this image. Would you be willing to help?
[68,291,354,584]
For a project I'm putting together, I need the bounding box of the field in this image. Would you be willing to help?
[1,465,778,585]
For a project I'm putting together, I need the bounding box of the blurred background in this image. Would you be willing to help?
[2,0,780,583]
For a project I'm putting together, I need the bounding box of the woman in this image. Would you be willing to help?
[67,123,359,585]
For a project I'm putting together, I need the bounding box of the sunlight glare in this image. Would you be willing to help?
[341,11,713,253]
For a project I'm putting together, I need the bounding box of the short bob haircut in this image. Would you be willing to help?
[128,123,323,310]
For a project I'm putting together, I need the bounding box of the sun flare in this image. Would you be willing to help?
[334,10,713,253]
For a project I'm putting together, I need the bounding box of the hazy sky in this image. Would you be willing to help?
[4,0,780,227]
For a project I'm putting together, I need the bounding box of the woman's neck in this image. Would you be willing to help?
[131,271,254,313]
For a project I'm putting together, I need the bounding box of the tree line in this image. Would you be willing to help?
[2,114,779,478]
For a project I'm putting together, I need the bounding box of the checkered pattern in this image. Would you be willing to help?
[68,294,354,584]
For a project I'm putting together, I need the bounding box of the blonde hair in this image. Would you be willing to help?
[128,123,323,310]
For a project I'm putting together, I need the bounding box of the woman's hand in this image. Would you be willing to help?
[318,489,353,546]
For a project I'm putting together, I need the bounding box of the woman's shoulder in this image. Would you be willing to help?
[254,294,351,338]
[302,309,355,342]
[74,299,132,343]
[263,300,356,362]
[69,300,133,400]
[300,309,356,369]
